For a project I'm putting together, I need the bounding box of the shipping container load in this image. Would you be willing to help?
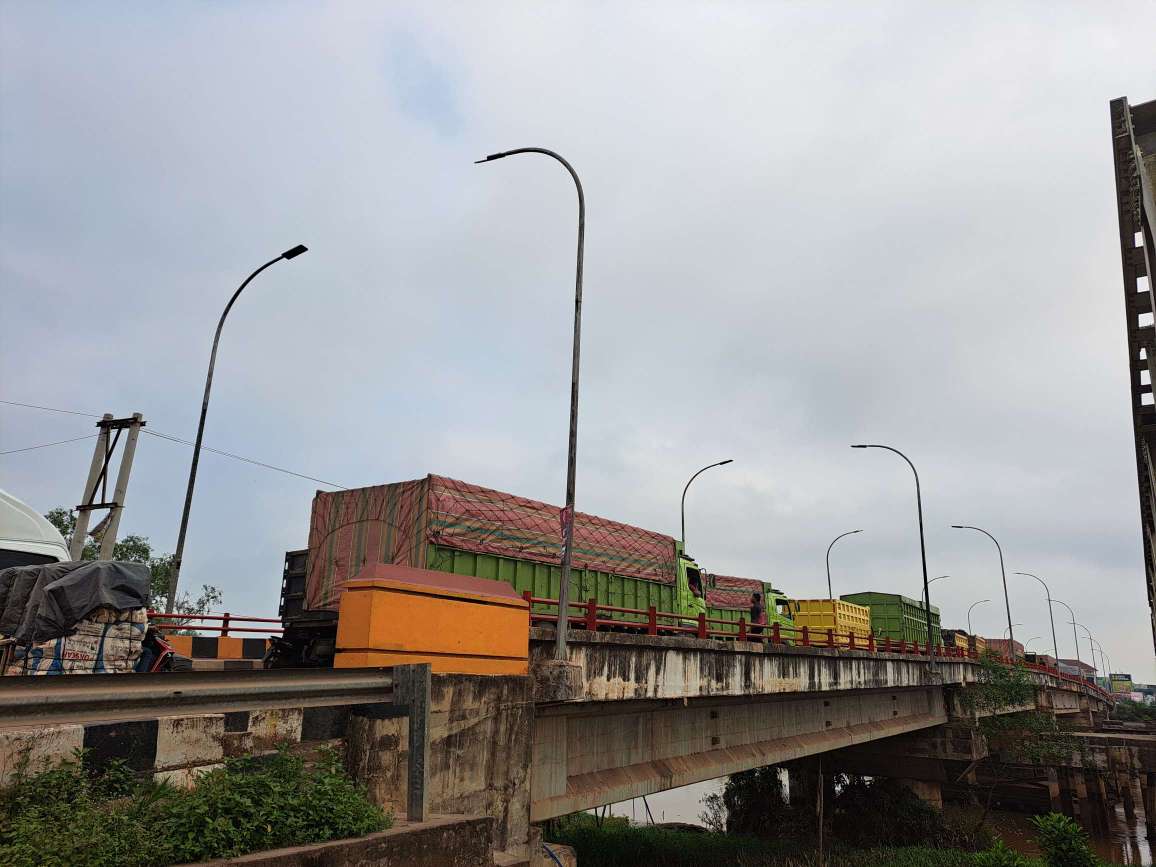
[788,599,871,640]
[840,591,940,645]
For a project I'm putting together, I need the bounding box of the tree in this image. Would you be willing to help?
[44,508,221,616]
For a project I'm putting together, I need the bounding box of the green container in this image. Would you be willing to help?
[425,543,788,634]
[840,591,941,644]
[427,543,677,626]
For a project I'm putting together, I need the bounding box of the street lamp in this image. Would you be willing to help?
[929,574,950,585]
[1074,623,1098,679]
[1050,598,1081,666]
[1003,622,1023,639]
[1024,636,1043,652]
[1090,637,1111,678]
[168,244,309,613]
[825,529,862,600]
[478,147,584,661]
[681,459,734,551]
[967,599,990,635]
[1013,572,1059,672]
[951,525,1014,652]
[851,444,934,664]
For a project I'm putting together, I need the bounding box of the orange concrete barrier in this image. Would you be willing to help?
[334,564,529,675]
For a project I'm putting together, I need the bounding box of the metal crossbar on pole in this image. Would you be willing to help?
[70,413,146,559]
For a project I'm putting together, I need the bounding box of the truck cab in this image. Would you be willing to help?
[675,544,707,618]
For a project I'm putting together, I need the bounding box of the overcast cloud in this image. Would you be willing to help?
[2,2,1154,678]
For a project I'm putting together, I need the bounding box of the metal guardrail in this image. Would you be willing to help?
[0,667,394,728]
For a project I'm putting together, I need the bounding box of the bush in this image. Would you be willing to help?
[0,746,390,867]
[1029,813,1097,867]
[975,839,1034,867]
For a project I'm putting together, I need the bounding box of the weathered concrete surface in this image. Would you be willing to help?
[529,627,1110,710]
[531,686,946,820]
[347,674,533,857]
[183,814,495,866]
[531,627,963,702]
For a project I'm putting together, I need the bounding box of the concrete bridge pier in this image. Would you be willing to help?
[1083,771,1112,836]
[1119,770,1138,824]
[1144,772,1156,839]
[1045,769,1066,816]
[898,778,944,809]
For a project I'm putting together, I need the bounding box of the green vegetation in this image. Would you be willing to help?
[44,507,221,615]
[0,746,390,867]
[547,813,1109,867]
[1111,698,1156,722]
[1029,813,1097,867]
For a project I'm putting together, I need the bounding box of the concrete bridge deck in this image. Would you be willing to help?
[525,627,1107,820]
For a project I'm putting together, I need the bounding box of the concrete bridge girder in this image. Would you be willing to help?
[530,686,947,821]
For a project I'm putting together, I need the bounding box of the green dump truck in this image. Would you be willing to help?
[269,474,792,666]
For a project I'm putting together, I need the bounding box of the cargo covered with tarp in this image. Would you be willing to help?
[17,607,147,675]
[706,574,764,610]
[0,560,150,675]
[307,475,679,611]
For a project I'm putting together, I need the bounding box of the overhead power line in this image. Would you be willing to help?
[141,429,347,489]
[0,399,102,418]
[1,397,347,490]
[0,434,100,455]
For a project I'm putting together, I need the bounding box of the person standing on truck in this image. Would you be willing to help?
[750,591,767,638]
[686,567,707,619]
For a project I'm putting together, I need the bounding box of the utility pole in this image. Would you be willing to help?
[70,413,146,559]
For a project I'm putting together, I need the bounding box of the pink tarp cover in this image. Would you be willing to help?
[307,474,678,611]
[425,475,676,584]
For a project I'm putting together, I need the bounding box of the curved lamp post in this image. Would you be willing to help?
[681,459,734,552]
[1073,623,1098,679]
[1003,622,1023,640]
[1050,598,1081,666]
[168,244,309,613]
[825,529,862,600]
[851,444,934,665]
[1089,637,1111,678]
[952,525,1014,653]
[1023,636,1043,652]
[478,147,584,661]
[1013,572,1058,671]
[967,599,990,635]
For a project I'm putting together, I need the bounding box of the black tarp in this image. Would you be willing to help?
[23,561,150,645]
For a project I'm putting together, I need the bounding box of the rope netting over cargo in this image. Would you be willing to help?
[306,474,678,611]
[706,574,765,610]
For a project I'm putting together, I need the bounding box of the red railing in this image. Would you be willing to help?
[147,611,283,636]
[521,592,1113,701]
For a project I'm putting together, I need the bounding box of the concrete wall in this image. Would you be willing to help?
[346,674,533,857]
[183,815,496,867]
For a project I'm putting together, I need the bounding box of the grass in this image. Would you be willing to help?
[0,745,391,867]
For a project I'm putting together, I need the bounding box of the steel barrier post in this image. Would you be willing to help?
[393,663,431,823]
[585,599,597,631]
[772,622,781,644]
[827,628,834,648]
[738,617,747,641]
[647,606,657,635]
[697,613,707,639]
[221,612,230,638]
[848,631,856,650]
[802,625,810,646]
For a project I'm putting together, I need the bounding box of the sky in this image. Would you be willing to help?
[1,3,1154,679]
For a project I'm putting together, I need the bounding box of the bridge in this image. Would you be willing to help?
[0,619,1119,865]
